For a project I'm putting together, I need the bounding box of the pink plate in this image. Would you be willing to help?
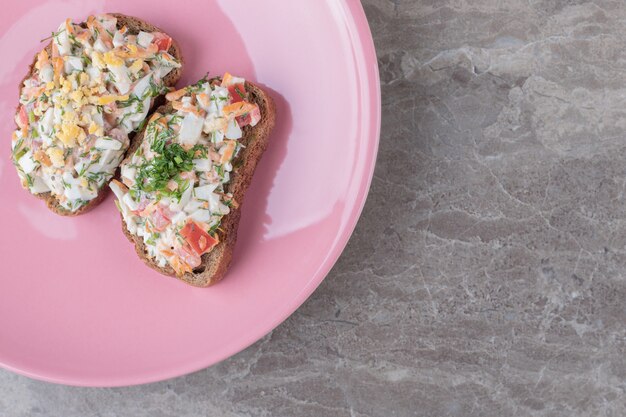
[0,0,380,386]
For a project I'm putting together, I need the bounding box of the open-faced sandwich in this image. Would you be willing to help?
[110,73,275,286]
[10,13,182,215]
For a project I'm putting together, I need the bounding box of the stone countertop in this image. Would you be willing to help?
[2,1,626,416]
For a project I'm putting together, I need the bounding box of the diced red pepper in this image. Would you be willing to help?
[236,105,261,127]
[152,32,173,51]
[236,113,251,127]
[180,220,218,256]
[227,83,246,103]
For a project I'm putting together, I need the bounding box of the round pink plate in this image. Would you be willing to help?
[0,0,380,386]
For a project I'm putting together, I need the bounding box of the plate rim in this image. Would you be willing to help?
[0,0,381,386]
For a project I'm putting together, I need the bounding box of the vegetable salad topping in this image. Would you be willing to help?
[110,73,261,276]
[11,14,180,212]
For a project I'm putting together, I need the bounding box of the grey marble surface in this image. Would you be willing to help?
[3,0,626,416]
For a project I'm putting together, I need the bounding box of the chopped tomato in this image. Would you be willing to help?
[152,32,172,51]
[227,83,246,103]
[235,113,250,127]
[236,105,261,127]
[180,220,218,256]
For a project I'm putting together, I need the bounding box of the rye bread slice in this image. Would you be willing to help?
[15,13,183,216]
[120,80,276,286]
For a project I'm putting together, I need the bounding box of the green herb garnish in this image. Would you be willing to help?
[118,94,143,110]
[148,78,169,98]
[134,143,196,194]
[68,199,88,211]
[11,138,26,162]
[185,75,209,94]
[25,173,34,188]
[234,85,246,99]
[146,232,161,246]
[40,28,65,44]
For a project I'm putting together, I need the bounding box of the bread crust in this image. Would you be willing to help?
[14,13,184,216]
[120,80,276,286]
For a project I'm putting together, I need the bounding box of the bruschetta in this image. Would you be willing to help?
[110,73,275,286]
[11,13,183,215]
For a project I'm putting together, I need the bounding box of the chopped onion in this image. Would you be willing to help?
[122,193,140,211]
[112,30,125,48]
[86,66,101,81]
[93,38,108,53]
[194,183,218,200]
[184,199,203,213]
[30,176,50,193]
[95,138,122,150]
[179,113,204,146]
[192,158,212,172]
[55,24,71,55]
[18,151,37,174]
[225,119,242,139]
[170,182,193,211]
[169,211,187,226]
[66,56,83,72]
[40,65,53,83]
[132,74,152,99]
[190,209,211,223]
[121,165,136,182]
[137,31,155,48]
[109,65,132,95]
[109,181,124,199]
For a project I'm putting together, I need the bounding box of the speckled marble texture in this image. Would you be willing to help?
[3,1,626,416]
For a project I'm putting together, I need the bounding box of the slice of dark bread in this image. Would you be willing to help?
[120,79,276,286]
[16,13,183,216]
